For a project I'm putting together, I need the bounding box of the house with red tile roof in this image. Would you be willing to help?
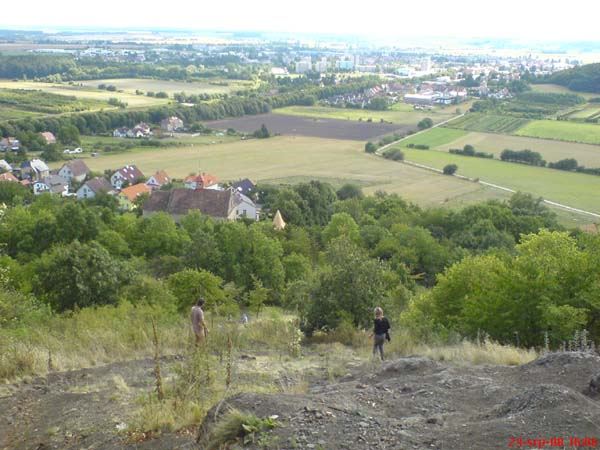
[118,183,151,211]
[183,172,219,190]
[146,170,171,190]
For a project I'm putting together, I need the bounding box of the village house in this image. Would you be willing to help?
[0,172,18,182]
[117,183,151,211]
[33,175,69,196]
[40,131,57,145]
[20,159,50,181]
[146,170,171,190]
[113,127,129,138]
[184,172,219,190]
[232,190,259,220]
[0,137,21,152]
[232,178,257,197]
[77,177,114,200]
[58,160,90,184]
[142,188,258,223]
[113,123,152,139]
[111,165,145,189]
[160,116,184,132]
[0,160,13,173]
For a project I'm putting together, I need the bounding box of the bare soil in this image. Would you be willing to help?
[2,352,599,450]
[205,114,410,141]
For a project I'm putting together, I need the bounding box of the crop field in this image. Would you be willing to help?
[79,133,239,153]
[0,80,170,107]
[272,105,456,125]
[398,147,600,214]
[0,89,107,119]
[205,113,411,141]
[434,131,600,167]
[447,113,530,133]
[79,78,255,96]
[516,120,600,145]
[566,107,600,121]
[65,135,507,208]
[398,128,468,148]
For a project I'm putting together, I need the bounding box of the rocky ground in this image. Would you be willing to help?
[2,352,600,449]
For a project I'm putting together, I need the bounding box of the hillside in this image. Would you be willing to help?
[548,63,600,93]
[3,350,599,449]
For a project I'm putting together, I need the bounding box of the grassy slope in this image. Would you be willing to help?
[68,135,503,208]
[400,147,600,213]
[272,105,456,125]
[434,131,600,167]
[516,120,600,145]
[531,83,598,100]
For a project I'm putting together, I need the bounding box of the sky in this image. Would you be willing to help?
[3,0,600,42]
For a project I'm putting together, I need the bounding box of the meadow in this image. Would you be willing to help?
[398,127,469,148]
[433,131,600,167]
[399,147,600,214]
[516,120,600,145]
[566,107,600,121]
[0,80,171,107]
[272,104,456,125]
[66,135,506,208]
[80,78,255,96]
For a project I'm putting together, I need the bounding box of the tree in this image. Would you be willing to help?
[443,164,458,175]
[32,241,130,311]
[245,275,270,317]
[417,118,433,130]
[322,213,361,246]
[303,237,396,334]
[336,183,364,200]
[364,142,377,153]
[167,269,225,312]
[57,125,81,147]
[367,97,390,111]
[253,124,270,139]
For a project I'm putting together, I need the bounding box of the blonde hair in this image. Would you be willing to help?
[374,307,383,318]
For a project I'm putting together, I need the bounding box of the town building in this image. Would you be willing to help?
[0,137,20,152]
[58,160,90,184]
[40,132,57,145]
[143,188,258,222]
[33,175,69,196]
[20,159,50,181]
[184,172,219,190]
[118,183,151,211]
[111,165,145,189]
[160,116,184,132]
[146,170,171,190]
[77,177,114,200]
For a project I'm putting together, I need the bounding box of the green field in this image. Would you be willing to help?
[399,127,469,148]
[516,120,600,145]
[398,147,600,214]
[0,80,170,107]
[434,131,600,167]
[447,113,530,133]
[60,135,507,208]
[272,105,456,125]
[80,78,255,96]
[80,134,240,154]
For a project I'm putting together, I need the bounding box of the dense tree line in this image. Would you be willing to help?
[547,63,600,93]
[449,144,493,159]
[500,149,546,166]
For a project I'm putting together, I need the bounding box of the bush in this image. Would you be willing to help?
[382,148,405,161]
[443,164,458,175]
[364,141,377,153]
[417,117,434,130]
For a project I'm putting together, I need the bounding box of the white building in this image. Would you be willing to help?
[316,57,328,73]
[295,57,312,74]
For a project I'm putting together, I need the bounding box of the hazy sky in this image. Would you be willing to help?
[3,0,600,41]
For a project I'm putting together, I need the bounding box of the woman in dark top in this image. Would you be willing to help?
[372,307,390,360]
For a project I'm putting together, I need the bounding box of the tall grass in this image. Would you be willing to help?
[0,301,188,380]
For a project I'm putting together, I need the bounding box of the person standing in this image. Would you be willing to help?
[372,307,390,361]
[191,298,209,346]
